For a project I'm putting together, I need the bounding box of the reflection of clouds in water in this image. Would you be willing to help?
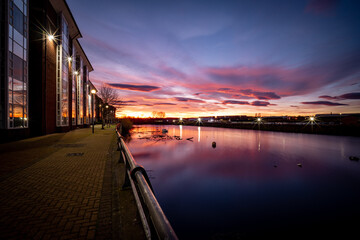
[127,125,360,239]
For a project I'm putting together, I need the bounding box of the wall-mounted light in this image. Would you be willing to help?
[47,34,55,41]
[91,89,96,94]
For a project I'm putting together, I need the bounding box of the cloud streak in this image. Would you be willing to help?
[173,97,206,103]
[301,101,348,106]
[222,100,272,107]
[107,83,161,92]
[319,92,360,100]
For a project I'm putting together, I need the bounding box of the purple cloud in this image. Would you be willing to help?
[154,103,177,106]
[174,97,206,103]
[301,101,348,106]
[319,92,360,100]
[108,83,160,92]
[217,88,280,100]
[251,101,271,106]
[239,89,281,100]
[222,100,250,105]
[222,100,272,107]
[319,95,337,100]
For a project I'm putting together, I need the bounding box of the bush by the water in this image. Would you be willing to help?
[119,118,133,134]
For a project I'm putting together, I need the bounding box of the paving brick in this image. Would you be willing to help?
[0,125,149,239]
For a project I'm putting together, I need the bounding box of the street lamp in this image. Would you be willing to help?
[91,89,96,133]
[105,105,109,128]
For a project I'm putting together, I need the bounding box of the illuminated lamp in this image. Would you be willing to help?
[47,34,54,41]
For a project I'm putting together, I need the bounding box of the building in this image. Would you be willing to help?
[0,0,98,142]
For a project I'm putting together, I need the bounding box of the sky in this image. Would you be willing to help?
[67,0,360,118]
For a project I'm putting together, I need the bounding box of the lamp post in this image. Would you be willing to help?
[91,89,96,133]
[105,105,109,128]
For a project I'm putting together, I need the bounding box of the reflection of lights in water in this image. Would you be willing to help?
[257,132,261,152]
[198,126,201,142]
[282,139,286,151]
[179,125,183,139]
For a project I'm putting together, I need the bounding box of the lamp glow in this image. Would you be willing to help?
[257,118,261,122]
[47,34,54,41]
[91,89,96,94]
[73,71,79,75]
[310,117,315,121]
[68,57,72,62]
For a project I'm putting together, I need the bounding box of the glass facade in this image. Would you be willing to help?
[71,45,76,125]
[56,14,69,126]
[84,66,89,124]
[8,0,28,128]
[76,57,83,125]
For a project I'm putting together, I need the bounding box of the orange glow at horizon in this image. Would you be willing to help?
[115,109,333,118]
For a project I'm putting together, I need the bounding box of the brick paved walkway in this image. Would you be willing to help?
[0,126,144,240]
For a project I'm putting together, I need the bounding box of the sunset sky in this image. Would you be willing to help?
[67,0,360,118]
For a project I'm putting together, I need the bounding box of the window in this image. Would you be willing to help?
[56,15,69,126]
[77,57,83,125]
[13,5,24,34]
[72,46,76,125]
[7,0,28,128]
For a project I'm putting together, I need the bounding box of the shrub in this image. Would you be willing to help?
[120,118,133,135]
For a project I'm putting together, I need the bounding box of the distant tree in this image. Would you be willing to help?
[152,111,166,118]
[158,112,166,118]
[98,84,118,106]
[98,84,121,128]
[152,111,157,118]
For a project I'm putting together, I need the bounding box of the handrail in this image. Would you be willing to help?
[116,129,178,240]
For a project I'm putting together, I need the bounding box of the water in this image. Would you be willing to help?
[126,125,360,239]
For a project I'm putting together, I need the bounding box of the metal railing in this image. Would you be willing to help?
[116,128,178,240]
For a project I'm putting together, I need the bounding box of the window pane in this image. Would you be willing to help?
[13,29,23,47]
[13,6,24,34]
[13,41,23,59]
[8,90,13,104]
[12,53,24,81]
[14,0,24,13]
[9,25,13,38]
[13,78,23,92]
[8,77,13,90]
[9,38,13,52]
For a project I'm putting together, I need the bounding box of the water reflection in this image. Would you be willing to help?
[128,125,360,239]
[179,125,182,140]
[197,126,200,142]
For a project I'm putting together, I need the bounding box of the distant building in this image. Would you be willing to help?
[0,0,97,141]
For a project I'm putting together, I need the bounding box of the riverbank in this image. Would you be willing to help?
[133,122,360,137]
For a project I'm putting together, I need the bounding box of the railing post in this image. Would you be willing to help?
[121,151,131,189]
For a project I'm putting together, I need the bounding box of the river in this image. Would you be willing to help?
[126,125,360,239]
